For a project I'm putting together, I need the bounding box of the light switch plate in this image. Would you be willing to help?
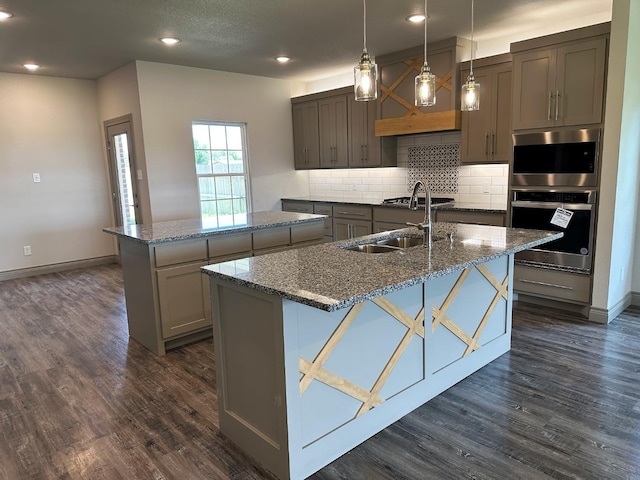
[33,173,41,183]
[137,169,143,180]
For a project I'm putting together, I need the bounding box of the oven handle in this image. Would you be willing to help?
[511,201,594,210]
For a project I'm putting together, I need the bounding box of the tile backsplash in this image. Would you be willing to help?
[308,131,508,209]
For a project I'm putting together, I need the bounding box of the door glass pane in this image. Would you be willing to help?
[113,132,136,226]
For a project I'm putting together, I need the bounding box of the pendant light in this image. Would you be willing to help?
[461,0,480,111]
[415,0,436,106]
[354,0,377,101]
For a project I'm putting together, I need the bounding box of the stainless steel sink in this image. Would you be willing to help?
[376,236,424,248]
[345,244,402,253]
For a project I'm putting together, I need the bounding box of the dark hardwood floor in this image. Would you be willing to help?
[1,264,638,479]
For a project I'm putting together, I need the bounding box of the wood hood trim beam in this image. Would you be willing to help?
[374,110,461,137]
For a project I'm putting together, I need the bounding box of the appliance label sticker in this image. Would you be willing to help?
[550,208,573,228]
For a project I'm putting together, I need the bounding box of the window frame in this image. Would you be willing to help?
[192,121,252,227]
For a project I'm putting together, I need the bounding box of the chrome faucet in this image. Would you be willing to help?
[406,180,432,247]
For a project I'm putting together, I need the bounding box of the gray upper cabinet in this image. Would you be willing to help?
[319,96,348,168]
[512,28,608,130]
[460,55,512,164]
[292,101,320,169]
[292,87,396,170]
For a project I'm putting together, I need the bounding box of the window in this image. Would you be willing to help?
[192,122,251,227]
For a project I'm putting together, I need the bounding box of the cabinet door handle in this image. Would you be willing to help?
[518,278,573,290]
[337,211,365,216]
[362,144,367,162]
[555,90,561,121]
[492,132,496,157]
[547,91,553,121]
[485,133,489,156]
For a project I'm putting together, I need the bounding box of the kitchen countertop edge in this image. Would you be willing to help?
[102,211,327,245]
[281,196,507,214]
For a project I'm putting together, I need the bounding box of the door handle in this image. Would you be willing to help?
[547,91,553,121]
[555,90,561,121]
[492,132,496,157]
[485,133,489,156]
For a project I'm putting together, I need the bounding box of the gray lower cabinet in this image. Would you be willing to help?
[435,210,505,226]
[119,222,324,355]
[333,218,372,241]
[280,201,313,214]
[157,261,211,340]
[332,204,372,240]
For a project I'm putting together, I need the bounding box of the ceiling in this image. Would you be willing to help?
[0,0,612,83]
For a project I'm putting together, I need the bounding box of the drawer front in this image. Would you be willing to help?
[436,210,505,226]
[282,201,314,214]
[313,203,333,216]
[514,265,592,304]
[154,240,207,267]
[332,204,372,220]
[373,207,425,225]
[209,232,252,259]
[253,227,291,250]
[291,222,324,244]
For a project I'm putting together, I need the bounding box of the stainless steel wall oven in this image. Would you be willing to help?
[511,190,596,272]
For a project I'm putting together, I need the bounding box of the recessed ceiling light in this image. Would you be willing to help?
[160,37,180,45]
[23,63,40,71]
[275,56,291,63]
[407,14,426,23]
[0,11,13,20]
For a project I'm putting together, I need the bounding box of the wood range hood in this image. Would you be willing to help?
[374,110,461,137]
[373,38,468,137]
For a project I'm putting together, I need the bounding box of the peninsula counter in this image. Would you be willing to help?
[201,223,562,479]
[103,211,326,354]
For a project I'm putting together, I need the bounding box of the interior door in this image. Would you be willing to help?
[105,117,140,226]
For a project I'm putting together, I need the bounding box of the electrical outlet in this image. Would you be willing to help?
[137,169,143,180]
[483,182,490,193]
[23,245,31,256]
[32,173,41,183]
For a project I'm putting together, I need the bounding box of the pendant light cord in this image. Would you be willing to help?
[363,0,368,53]
[423,0,428,65]
[470,0,474,76]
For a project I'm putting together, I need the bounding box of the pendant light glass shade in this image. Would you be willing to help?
[461,0,480,111]
[461,74,480,111]
[354,0,377,101]
[415,64,436,106]
[415,0,435,107]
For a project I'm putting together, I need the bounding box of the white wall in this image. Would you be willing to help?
[0,73,114,272]
[592,0,640,314]
[134,61,309,221]
[96,62,152,224]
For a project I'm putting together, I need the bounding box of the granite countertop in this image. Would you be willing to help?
[102,211,326,245]
[202,223,562,312]
[281,195,507,214]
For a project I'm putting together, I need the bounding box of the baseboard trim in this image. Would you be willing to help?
[632,291,640,306]
[589,292,633,324]
[0,256,118,281]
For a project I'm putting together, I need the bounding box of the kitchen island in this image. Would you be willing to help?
[103,211,326,354]
[201,223,562,480]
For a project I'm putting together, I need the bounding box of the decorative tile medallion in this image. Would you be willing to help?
[408,144,459,194]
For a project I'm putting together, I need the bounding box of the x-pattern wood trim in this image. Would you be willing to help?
[299,302,365,395]
[432,265,509,358]
[299,358,384,408]
[299,296,424,418]
[380,55,453,117]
